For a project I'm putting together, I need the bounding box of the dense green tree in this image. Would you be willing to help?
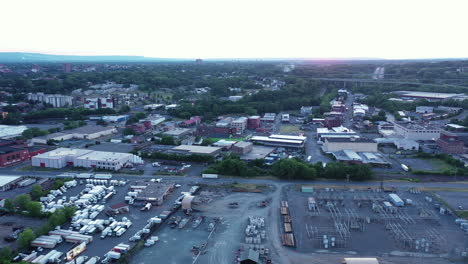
[31,184,45,201]
[18,228,36,250]
[3,198,15,213]
[26,202,43,217]
[14,194,31,211]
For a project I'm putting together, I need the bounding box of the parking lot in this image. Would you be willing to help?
[26,176,192,261]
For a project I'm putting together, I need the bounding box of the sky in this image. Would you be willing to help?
[1,0,468,59]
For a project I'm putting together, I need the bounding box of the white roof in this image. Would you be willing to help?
[269,134,306,141]
[447,124,465,129]
[0,175,22,187]
[0,125,28,138]
[75,151,133,162]
[251,136,304,144]
[343,258,379,264]
[343,150,361,160]
[35,148,93,159]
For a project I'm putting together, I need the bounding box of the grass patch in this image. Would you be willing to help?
[426,158,457,171]
[456,210,468,219]
[121,170,145,175]
[280,125,303,134]
[398,177,421,183]
[19,165,59,172]
[153,171,185,176]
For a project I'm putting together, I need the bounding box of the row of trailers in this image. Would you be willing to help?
[280,200,295,247]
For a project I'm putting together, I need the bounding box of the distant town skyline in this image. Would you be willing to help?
[1,0,468,59]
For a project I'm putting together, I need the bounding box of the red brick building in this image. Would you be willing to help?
[0,147,29,167]
[437,132,465,154]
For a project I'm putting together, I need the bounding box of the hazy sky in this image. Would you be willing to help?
[1,0,467,59]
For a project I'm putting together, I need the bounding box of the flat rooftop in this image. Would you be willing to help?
[172,145,221,154]
[234,141,253,148]
[0,146,23,154]
[136,183,174,200]
[0,175,22,186]
[70,125,115,134]
[326,137,375,143]
[74,151,133,162]
[163,128,191,136]
[395,91,463,99]
[395,122,439,131]
[240,146,275,160]
[34,148,93,159]
[250,136,304,144]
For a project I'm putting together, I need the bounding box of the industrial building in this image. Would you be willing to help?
[134,182,175,205]
[250,134,306,148]
[31,125,117,144]
[0,125,28,139]
[170,145,222,156]
[331,150,390,166]
[163,128,192,139]
[232,141,253,155]
[393,91,465,101]
[32,148,143,171]
[0,146,29,167]
[437,131,465,154]
[27,93,73,108]
[0,175,23,191]
[374,137,419,151]
[141,114,166,126]
[317,126,358,142]
[143,104,164,110]
[101,115,129,123]
[394,122,440,141]
[322,137,377,153]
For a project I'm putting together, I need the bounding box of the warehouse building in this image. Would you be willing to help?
[394,122,440,141]
[134,182,175,205]
[322,137,377,153]
[163,128,192,139]
[250,134,306,148]
[0,125,28,139]
[317,126,359,142]
[170,145,222,156]
[32,125,117,144]
[32,148,143,170]
[0,146,29,167]
[0,175,23,191]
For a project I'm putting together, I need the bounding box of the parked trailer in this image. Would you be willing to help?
[18,178,36,187]
[77,173,93,179]
[389,193,404,207]
[84,257,100,264]
[401,164,409,172]
[202,174,218,179]
[94,174,112,179]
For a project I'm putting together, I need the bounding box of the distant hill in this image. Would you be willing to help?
[0,52,186,63]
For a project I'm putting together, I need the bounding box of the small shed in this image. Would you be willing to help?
[108,202,129,214]
[240,249,259,264]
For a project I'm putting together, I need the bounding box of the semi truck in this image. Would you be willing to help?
[202,174,218,179]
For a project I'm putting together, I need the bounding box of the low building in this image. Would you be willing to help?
[163,128,192,139]
[228,95,243,102]
[240,249,259,264]
[170,145,222,156]
[213,140,237,150]
[375,137,419,151]
[394,122,441,140]
[322,137,377,153]
[141,114,166,126]
[32,148,143,170]
[250,134,306,148]
[31,125,117,144]
[394,91,464,101]
[143,104,164,110]
[437,131,465,154]
[179,116,201,128]
[331,150,390,166]
[232,141,253,155]
[317,127,358,142]
[108,202,129,214]
[101,115,129,123]
[416,106,433,114]
[134,182,175,205]
[0,146,29,167]
[0,175,23,191]
[261,113,276,123]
